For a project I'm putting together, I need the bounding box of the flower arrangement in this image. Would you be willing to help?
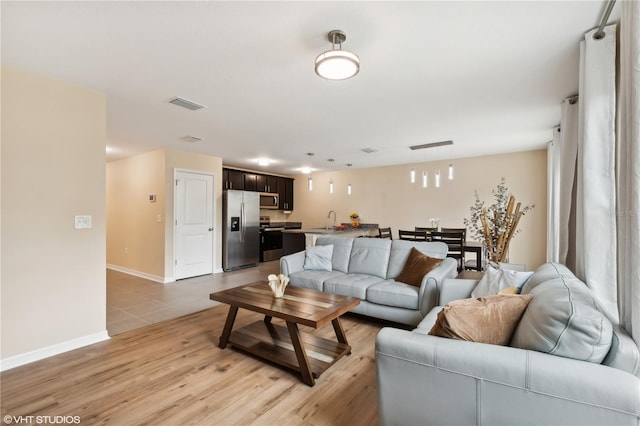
[463,178,534,263]
[349,212,360,228]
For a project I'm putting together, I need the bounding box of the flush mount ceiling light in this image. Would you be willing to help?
[315,30,360,81]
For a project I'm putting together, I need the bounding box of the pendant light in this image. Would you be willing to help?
[435,170,441,188]
[347,163,353,195]
[315,30,360,80]
[422,171,428,188]
[448,163,454,180]
[410,168,416,183]
[308,175,313,191]
[329,178,334,194]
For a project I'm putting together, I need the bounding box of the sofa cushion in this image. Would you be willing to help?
[324,274,386,299]
[428,294,533,346]
[348,238,392,279]
[288,270,345,292]
[387,241,448,279]
[394,247,443,287]
[512,277,613,363]
[471,265,533,297]
[316,237,354,273]
[520,262,575,294]
[367,280,420,310]
[303,244,333,271]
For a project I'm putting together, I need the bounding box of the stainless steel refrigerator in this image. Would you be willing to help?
[223,190,260,271]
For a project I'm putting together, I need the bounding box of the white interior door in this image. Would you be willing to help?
[175,171,214,280]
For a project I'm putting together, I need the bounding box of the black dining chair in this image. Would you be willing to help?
[378,227,393,239]
[415,227,437,241]
[398,230,428,241]
[431,230,465,271]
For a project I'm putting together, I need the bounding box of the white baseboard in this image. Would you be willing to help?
[0,330,110,372]
[107,264,171,283]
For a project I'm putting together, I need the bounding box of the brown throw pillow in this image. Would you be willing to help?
[428,294,533,346]
[395,247,443,287]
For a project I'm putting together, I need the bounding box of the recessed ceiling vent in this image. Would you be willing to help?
[168,97,206,111]
[180,135,203,143]
[361,147,379,154]
[409,140,454,150]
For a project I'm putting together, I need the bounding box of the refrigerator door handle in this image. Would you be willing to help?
[240,202,245,242]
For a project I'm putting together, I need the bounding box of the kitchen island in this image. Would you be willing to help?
[282,224,378,256]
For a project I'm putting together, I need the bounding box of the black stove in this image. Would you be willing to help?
[259,216,301,262]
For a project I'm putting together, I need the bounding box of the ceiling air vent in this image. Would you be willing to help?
[409,140,454,150]
[180,135,203,143]
[361,147,379,154]
[168,97,206,111]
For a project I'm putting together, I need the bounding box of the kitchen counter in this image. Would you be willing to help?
[282,224,379,256]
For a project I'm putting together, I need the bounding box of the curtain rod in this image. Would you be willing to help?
[594,0,617,40]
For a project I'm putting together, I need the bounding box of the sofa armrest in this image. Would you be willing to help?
[418,257,457,315]
[280,251,306,276]
[375,328,640,426]
[438,278,478,306]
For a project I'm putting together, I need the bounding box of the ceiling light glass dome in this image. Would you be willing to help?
[315,30,360,80]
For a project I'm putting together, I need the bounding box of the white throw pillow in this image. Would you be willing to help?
[471,265,533,297]
[501,268,534,292]
[303,244,334,271]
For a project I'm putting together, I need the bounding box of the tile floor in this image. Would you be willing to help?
[107,261,280,336]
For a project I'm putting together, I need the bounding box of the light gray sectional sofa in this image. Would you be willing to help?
[376,262,640,426]
[279,236,458,326]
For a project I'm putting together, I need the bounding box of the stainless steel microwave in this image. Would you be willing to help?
[259,192,279,209]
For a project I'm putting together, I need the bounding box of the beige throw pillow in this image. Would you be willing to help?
[429,294,533,346]
[395,247,443,287]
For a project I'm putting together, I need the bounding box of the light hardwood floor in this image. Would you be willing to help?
[2,302,384,425]
[4,262,448,424]
[108,261,280,335]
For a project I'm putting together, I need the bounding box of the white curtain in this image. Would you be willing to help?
[617,1,640,346]
[575,24,618,320]
[546,100,579,264]
[548,5,640,346]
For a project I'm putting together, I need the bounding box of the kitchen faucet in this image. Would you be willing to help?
[327,210,336,230]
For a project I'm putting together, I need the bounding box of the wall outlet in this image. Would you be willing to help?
[74,215,92,229]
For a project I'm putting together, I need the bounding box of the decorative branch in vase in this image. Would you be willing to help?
[463,177,534,264]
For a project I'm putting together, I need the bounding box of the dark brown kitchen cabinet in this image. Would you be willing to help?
[243,173,257,191]
[278,177,294,211]
[224,168,294,211]
[224,169,245,190]
[256,174,278,193]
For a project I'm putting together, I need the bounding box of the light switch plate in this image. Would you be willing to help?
[75,215,92,229]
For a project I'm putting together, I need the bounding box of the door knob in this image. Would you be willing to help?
[208,227,214,231]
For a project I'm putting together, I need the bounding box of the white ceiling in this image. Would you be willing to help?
[1,1,618,175]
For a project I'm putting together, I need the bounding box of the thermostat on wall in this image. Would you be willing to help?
[149,194,156,202]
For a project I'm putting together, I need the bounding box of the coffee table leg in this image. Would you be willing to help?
[286,320,315,386]
[264,315,272,324]
[219,306,238,349]
[332,317,349,345]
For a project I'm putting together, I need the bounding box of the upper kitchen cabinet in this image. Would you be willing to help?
[243,173,257,191]
[224,168,245,190]
[224,168,294,211]
[278,177,294,211]
[256,174,278,193]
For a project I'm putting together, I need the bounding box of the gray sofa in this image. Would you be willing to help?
[279,236,458,326]
[376,262,640,426]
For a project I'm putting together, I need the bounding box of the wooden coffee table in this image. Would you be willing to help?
[210,282,360,386]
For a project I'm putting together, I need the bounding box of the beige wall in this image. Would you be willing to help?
[106,149,223,281]
[106,150,166,279]
[288,150,547,270]
[1,67,107,359]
